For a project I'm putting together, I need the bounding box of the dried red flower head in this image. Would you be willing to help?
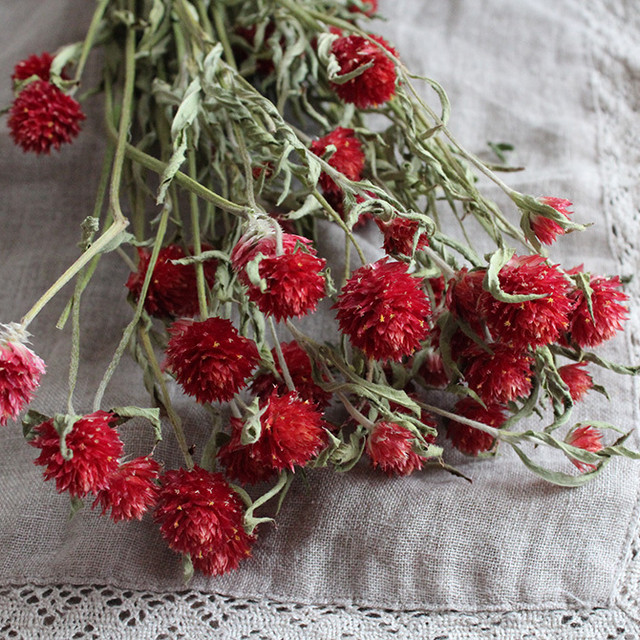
[418,350,450,388]
[376,217,429,256]
[218,392,327,484]
[31,411,123,498]
[164,317,260,404]
[309,127,365,196]
[566,425,603,472]
[93,456,160,522]
[348,0,378,16]
[445,268,486,324]
[0,323,46,427]
[125,245,217,318]
[531,197,573,245]
[428,275,446,309]
[335,258,431,362]
[463,343,534,405]
[154,466,254,575]
[251,341,332,409]
[568,274,629,348]
[481,255,573,349]
[231,232,326,321]
[558,362,593,403]
[447,397,507,456]
[12,52,53,83]
[8,80,85,154]
[330,33,397,108]
[366,420,435,477]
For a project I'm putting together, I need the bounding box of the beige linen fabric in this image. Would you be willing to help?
[0,0,639,636]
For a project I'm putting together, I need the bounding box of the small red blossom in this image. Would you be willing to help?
[0,323,46,426]
[231,232,326,321]
[531,197,573,245]
[428,275,446,308]
[566,425,603,472]
[463,343,534,404]
[8,80,85,154]
[558,362,593,403]
[126,245,217,318]
[568,275,629,348]
[164,317,260,404]
[93,456,161,522]
[31,411,123,498]
[481,255,573,349]
[12,52,53,82]
[218,392,327,484]
[366,420,431,476]
[335,258,431,361]
[309,127,365,196]
[251,341,332,408]
[376,217,429,256]
[154,466,254,575]
[418,350,450,388]
[445,268,486,324]
[348,0,378,16]
[447,398,507,456]
[330,33,397,108]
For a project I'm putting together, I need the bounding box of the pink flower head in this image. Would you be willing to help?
[164,317,260,404]
[0,323,46,426]
[218,391,327,484]
[568,274,629,348]
[309,127,365,196]
[566,425,603,472]
[447,397,507,456]
[12,52,54,83]
[251,341,332,408]
[330,33,397,108]
[366,420,431,476]
[335,258,431,361]
[532,197,573,245]
[8,79,85,154]
[481,255,573,349]
[463,343,534,405]
[558,362,593,403]
[154,466,254,575]
[31,411,123,498]
[376,217,429,256]
[93,456,161,522]
[125,245,217,318]
[231,232,326,321]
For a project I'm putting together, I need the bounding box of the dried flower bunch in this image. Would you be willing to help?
[3,0,639,579]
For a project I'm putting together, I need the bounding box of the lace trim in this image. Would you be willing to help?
[0,583,638,640]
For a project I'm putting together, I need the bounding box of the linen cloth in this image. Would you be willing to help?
[0,0,639,637]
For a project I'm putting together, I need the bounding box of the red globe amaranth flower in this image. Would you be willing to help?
[463,343,534,404]
[447,398,507,456]
[154,466,254,575]
[348,0,378,16]
[558,362,593,403]
[309,128,365,196]
[218,392,327,484]
[164,317,260,404]
[428,275,446,308]
[231,232,326,321]
[445,268,486,324]
[12,52,53,82]
[335,258,431,361]
[8,80,85,154]
[566,425,603,472]
[93,456,161,522]
[418,350,449,388]
[376,217,429,256]
[531,197,573,245]
[330,33,397,108]
[126,245,217,318]
[0,324,46,427]
[568,275,629,348]
[366,421,430,476]
[30,411,123,498]
[251,341,332,409]
[481,255,573,349]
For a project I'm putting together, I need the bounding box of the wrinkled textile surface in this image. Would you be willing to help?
[0,0,639,638]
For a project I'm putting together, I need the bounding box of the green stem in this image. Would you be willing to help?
[268,317,295,392]
[211,3,237,70]
[71,0,110,88]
